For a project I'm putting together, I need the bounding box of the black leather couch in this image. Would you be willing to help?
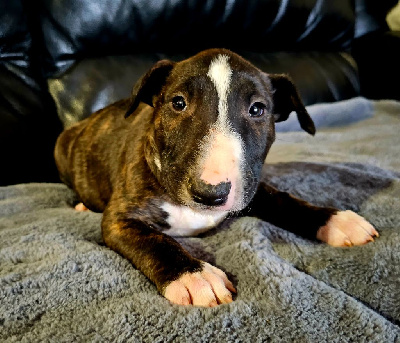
[1,0,398,186]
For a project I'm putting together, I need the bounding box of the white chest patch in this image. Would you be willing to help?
[160,202,228,237]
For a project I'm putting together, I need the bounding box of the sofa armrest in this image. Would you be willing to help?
[0,65,63,185]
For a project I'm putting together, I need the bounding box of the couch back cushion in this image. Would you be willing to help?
[37,0,363,128]
[0,1,31,69]
[39,0,356,77]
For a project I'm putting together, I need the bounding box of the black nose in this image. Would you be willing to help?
[191,180,231,207]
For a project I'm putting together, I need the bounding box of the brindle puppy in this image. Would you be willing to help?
[55,49,378,307]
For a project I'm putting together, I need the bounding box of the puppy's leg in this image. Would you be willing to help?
[245,182,379,247]
[102,203,235,307]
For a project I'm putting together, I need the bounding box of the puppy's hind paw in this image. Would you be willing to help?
[317,210,379,247]
[75,202,90,212]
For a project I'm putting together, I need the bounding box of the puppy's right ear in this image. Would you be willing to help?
[125,60,175,118]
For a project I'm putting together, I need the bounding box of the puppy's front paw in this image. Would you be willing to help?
[317,210,379,247]
[163,262,236,307]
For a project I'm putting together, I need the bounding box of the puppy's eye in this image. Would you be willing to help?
[249,102,266,118]
[172,96,186,111]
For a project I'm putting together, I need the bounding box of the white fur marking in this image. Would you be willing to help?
[154,156,161,170]
[207,54,232,126]
[199,131,244,211]
[161,202,228,236]
[201,54,245,211]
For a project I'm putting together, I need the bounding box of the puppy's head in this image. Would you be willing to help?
[126,49,315,212]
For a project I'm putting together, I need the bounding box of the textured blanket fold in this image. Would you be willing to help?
[1,98,399,342]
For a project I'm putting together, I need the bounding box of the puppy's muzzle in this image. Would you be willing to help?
[190,180,231,207]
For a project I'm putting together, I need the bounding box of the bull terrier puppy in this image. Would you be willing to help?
[55,49,378,307]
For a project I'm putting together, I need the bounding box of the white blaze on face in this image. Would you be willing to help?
[197,54,245,211]
[207,55,232,125]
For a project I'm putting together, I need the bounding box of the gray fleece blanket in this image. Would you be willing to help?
[1,98,400,342]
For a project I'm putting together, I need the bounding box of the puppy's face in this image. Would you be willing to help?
[126,49,315,212]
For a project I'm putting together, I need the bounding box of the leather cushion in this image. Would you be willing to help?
[0,1,31,69]
[0,1,63,185]
[38,0,356,77]
[355,0,397,38]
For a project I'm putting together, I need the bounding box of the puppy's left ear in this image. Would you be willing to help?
[269,74,316,135]
[125,60,175,118]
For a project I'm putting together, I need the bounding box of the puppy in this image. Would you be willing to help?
[55,49,378,307]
